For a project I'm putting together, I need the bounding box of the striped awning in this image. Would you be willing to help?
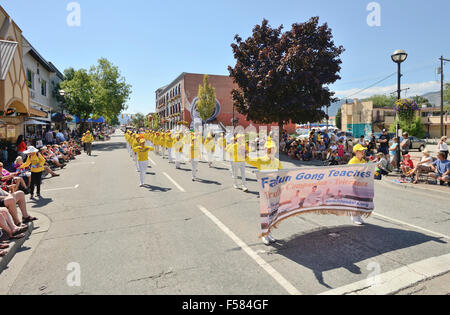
[0,40,18,81]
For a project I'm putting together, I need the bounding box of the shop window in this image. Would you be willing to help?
[27,69,34,90]
[41,80,47,96]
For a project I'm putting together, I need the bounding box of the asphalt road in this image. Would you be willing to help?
[2,131,449,295]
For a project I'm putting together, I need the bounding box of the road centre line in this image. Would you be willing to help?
[149,157,157,166]
[372,212,450,240]
[163,172,186,192]
[197,205,302,295]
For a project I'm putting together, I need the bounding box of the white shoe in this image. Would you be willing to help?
[352,215,365,225]
[267,234,276,243]
[262,237,270,246]
[242,186,249,192]
[139,184,144,187]
[233,184,239,189]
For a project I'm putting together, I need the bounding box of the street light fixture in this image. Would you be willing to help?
[391,49,408,172]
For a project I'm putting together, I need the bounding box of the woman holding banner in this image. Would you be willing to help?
[348,143,367,225]
[246,137,283,246]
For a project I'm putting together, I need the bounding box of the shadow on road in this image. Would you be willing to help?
[194,178,222,185]
[30,197,53,208]
[93,142,127,152]
[269,224,447,289]
[142,184,172,192]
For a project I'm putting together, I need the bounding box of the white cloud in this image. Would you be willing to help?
[334,81,441,100]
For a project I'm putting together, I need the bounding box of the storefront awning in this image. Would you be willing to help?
[0,40,18,81]
[29,108,47,118]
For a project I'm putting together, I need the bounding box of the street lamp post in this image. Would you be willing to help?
[59,90,66,131]
[391,49,408,172]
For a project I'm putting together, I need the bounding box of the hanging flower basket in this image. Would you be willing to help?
[394,99,419,123]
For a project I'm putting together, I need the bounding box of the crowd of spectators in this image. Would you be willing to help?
[281,129,449,187]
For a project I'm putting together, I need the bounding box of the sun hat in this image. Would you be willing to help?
[422,149,430,156]
[24,146,39,154]
[353,144,367,153]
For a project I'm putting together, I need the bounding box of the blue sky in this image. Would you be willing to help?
[2,0,449,114]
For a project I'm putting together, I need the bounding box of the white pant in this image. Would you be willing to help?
[175,151,182,168]
[168,148,173,162]
[137,160,148,185]
[192,160,198,179]
[133,153,139,171]
[231,162,246,186]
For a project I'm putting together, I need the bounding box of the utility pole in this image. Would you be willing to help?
[440,56,450,138]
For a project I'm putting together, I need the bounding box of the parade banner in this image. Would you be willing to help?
[256,164,376,237]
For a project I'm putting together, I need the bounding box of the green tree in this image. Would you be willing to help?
[336,108,342,130]
[151,113,161,130]
[228,17,344,136]
[411,95,432,108]
[364,94,396,108]
[60,69,95,132]
[444,83,450,112]
[90,58,132,123]
[389,117,425,139]
[196,75,217,122]
[131,113,145,128]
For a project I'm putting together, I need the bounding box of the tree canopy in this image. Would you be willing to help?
[363,94,396,108]
[228,17,344,129]
[59,58,132,129]
[196,75,217,122]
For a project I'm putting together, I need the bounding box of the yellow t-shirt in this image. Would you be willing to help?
[348,157,367,165]
[246,155,283,171]
[21,153,46,173]
[133,145,154,161]
[226,142,249,162]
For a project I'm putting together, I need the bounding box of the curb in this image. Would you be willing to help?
[379,178,450,195]
[0,222,34,273]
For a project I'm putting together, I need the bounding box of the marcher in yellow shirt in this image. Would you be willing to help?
[19,146,46,198]
[190,133,202,181]
[226,134,249,191]
[203,133,215,168]
[173,132,184,169]
[83,131,94,156]
[246,138,283,171]
[133,139,154,187]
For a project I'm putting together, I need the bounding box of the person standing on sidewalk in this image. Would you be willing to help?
[19,146,46,199]
[83,131,94,156]
[133,139,154,187]
[437,136,448,160]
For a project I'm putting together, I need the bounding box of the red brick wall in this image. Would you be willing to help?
[181,73,296,134]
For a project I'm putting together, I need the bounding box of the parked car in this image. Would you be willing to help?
[408,136,427,152]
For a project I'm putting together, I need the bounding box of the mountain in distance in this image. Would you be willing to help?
[421,91,442,107]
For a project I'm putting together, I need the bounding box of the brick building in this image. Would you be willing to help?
[154,72,296,133]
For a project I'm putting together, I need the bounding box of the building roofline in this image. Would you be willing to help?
[156,72,231,97]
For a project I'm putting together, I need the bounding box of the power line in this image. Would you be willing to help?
[341,72,397,100]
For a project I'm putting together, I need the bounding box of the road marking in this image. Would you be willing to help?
[373,212,450,240]
[42,184,79,192]
[163,172,186,192]
[72,162,96,166]
[149,158,157,166]
[320,253,450,295]
[197,205,302,295]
